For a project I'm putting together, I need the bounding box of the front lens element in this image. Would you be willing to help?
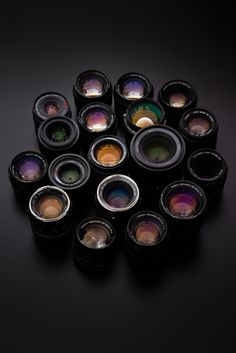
[131,102,163,127]
[48,124,69,143]
[81,77,104,97]
[169,93,187,107]
[44,101,60,116]
[105,184,131,208]
[36,196,64,219]
[58,164,81,184]
[134,220,160,245]
[16,157,43,182]
[166,188,199,217]
[86,110,109,132]
[122,79,145,100]
[187,116,211,136]
[143,138,172,162]
[96,144,122,166]
[82,225,110,249]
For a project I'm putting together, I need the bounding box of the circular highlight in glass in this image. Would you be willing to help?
[169,93,187,107]
[187,116,211,136]
[130,102,163,128]
[58,163,81,184]
[85,109,109,132]
[36,196,64,219]
[134,220,160,245]
[95,144,123,166]
[15,156,43,182]
[81,225,110,249]
[80,77,104,97]
[121,78,145,100]
[166,188,199,217]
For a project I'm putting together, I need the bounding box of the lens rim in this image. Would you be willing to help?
[97,174,140,213]
[89,136,128,169]
[38,117,79,149]
[9,151,48,184]
[33,92,71,121]
[74,70,111,99]
[160,180,206,220]
[75,217,116,250]
[29,185,71,223]
[187,149,227,182]
[127,211,168,247]
[130,125,185,170]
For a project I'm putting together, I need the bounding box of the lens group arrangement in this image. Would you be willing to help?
[8,70,228,270]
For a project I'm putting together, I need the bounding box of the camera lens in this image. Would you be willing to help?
[158,80,197,128]
[123,98,165,142]
[77,103,117,145]
[179,109,218,154]
[73,217,116,269]
[29,186,72,239]
[96,174,140,222]
[126,211,168,265]
[186,149,227,201]
[48,154,91,199]
[8,151,48,197]
[73,70,112,111]
[32,92,71,131]
[130,125,185,190]
[114,72,154,118]
[88,136,128,183]
[37,117,80,160]
[159,180,206,236]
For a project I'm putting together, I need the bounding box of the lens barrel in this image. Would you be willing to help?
[123,98,165,144]
[158,80,197,128]
[126,211,169,266]
[37,117,80,161]
[159,180,207,237]
[186,149,227,201]
[29,185,72,239]
[88,136,128,184]
[32,92,71,131]
[114,72,154,119]
[73,70,112,111]
[179,109,218,155]
[73,217,116,269]
[9,151,48,198]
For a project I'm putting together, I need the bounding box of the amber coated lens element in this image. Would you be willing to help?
[82,225,110,249]
[135,221,160,245]
[36,196,64,219]
[96,144,122,166]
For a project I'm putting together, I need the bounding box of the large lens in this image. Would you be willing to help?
[143,137,173,162]
[85,109,109,132]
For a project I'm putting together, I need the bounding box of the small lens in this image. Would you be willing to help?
[96,144,122,166]
[134,220,160,245]
[121,78,145,100]
[189,151,223,179]
[187,116,211,136]
[131,102,163,128]
[44,101,60,116]
[58,164,81,184]
[15,156,43,182]
[48,124,69,143]
[86,110,109,132]
[169,93,187,107]
[36,196,64,219]
[166,188,199,217]
[81,225,110,249]
[143,138,172,162]
[81,77,104,97]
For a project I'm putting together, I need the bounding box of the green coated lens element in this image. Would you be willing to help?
[59,164,80,184]
[144,140,170,162]
[49,125,69,143]
[131,103,162,127]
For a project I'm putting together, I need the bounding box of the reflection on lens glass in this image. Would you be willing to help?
[106,186,131,208]
[122,79,145,100]
[96,144,122,166]
[16,157,42,181]
[81,77,104,97]
[86,110,109,132]
[49,125,69,142]
[44,101,60,116]
[59,164,80,184]
[82,225,109,249]
[131,103,162,128]
[144,139,170,162]
[135,220,160,245]
[187,117,211,136]
[36,196,64,219]
[167,190,198,217]
[169,93,187,107]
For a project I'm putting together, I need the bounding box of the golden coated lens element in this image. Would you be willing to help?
[37,196,64,219]
[96,144,122,166]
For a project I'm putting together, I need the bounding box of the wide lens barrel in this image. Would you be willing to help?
[29,185,72,239]
[32,92,71,131]
[158,80,197,128]
[73,217,116,269]
[73,70,112,111]
[37,117,80,160]
[8,151,48,198]
[186,149,227,200]
[114,72,154,119]
[159,180,207,237]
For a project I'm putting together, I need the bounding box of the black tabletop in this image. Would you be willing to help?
[0,2,235,353]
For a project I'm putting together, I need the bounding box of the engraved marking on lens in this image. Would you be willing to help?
[86,110,109,132]
[16,157,43,181]
[169,93,187,107]
[187,117,211,136]
[122,79,145,100]
[131,103,162,127]
[49,125,69,142]
[36,196,64,219]
[167,191,198,217]
[135,221,160,245]
[144,140,170,162]
[82,225,109,249]
[96,144,122,166]
[59,164,81,184]
[106,187,130,208]
[81,77,104,97]
[44,101,60,116]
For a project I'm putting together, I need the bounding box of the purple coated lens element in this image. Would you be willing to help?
[121,79,145,100]
[16,157,43,182]
[166,190,199,217]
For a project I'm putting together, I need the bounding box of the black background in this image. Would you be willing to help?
[0,2,235,352]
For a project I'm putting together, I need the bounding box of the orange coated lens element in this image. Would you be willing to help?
[36,196,64,219]
[96,144,122,166]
